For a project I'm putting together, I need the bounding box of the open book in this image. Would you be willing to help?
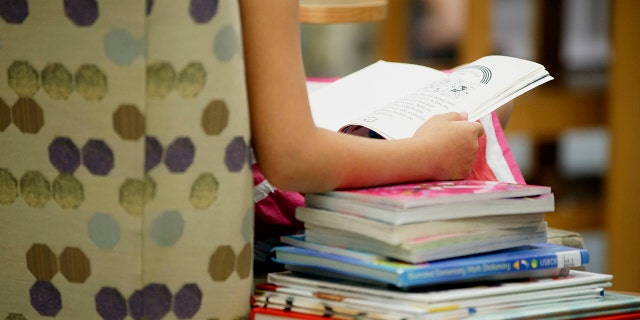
[309,55,552,139]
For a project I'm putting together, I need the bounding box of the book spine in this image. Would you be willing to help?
[401,249,587,286]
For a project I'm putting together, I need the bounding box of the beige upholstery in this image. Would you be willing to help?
[0,1,253,318]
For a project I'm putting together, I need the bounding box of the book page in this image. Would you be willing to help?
[314,56,551,140]
[309,60,445,132]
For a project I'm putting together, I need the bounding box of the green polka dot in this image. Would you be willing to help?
[52,173,84,209]
[75,64,108,101]
[189,173,218,209]
[146,62,175,99]
[19,171,51,208]
[42,63,73,100]
[8,61,39,98]
[0,168,19,205]
[176,62,206,98]
[150,211,184,246]
[119,175,155,216]
[88,212,121,250]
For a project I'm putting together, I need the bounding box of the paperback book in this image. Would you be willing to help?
[271,243,589,288]
[253,285,604,320]
[305,193,554,225]
[267,270,612,305]
[465,292,640,320]
[256,270,613,319]
[296,206,546,245]
[305,180,552,211]
[251,307,344,320]
[287,224,548,263]
[309,55,552,140]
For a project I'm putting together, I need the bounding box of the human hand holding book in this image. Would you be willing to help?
[309,55,552,140]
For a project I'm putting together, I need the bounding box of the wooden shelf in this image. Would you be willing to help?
[505,85,606,141]
[545,200,604,231]
[300,0,387,24]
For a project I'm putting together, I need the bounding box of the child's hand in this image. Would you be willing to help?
[413,112,484,180]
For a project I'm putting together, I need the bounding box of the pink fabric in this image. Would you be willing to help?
[253,164,305,239]
[467,112,525,184]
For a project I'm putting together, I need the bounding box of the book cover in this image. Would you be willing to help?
[267,270,613,305]
[271,243,589,288]
[582,311,640,320]
[250,306,349,320]
[296,206,546,245]
[309,180,552,210]
[305,193,554,225]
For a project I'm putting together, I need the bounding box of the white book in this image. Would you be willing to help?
[267,270,612,305]
[296,206,546,245]
[309,56,552,140]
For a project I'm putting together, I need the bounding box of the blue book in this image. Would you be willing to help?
[271,243,588,288]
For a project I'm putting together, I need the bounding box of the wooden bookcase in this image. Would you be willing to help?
[374,0,640,292]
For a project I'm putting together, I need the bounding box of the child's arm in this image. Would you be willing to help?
[239,0,484,193]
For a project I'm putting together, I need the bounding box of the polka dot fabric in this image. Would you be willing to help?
[0,1,253,319]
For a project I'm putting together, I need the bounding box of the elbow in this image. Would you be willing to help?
[257,160,295,191]
[254,147,333,193]
[256,155,308,192]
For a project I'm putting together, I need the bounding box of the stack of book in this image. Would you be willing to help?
[251,180,640,319]
[285,180,554,266]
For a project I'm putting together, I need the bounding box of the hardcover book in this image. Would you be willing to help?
[271,243,589,288]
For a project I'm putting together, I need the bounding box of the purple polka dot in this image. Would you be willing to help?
[129,284,172,320]
[29,281,62,317]
[64,0,99,26]
[173,283,202,319]
[164,137,194,173]
[224,136,248,172]
[82,139,114,176]
[49,137,81,173]
[146,0,154,15]
[95,287,127,320]
[0,0,29,24]
[145,136,163,172]
[189,0,218,23]
[128,289,143,320]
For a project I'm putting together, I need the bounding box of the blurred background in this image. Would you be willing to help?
[299,0,639,291]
